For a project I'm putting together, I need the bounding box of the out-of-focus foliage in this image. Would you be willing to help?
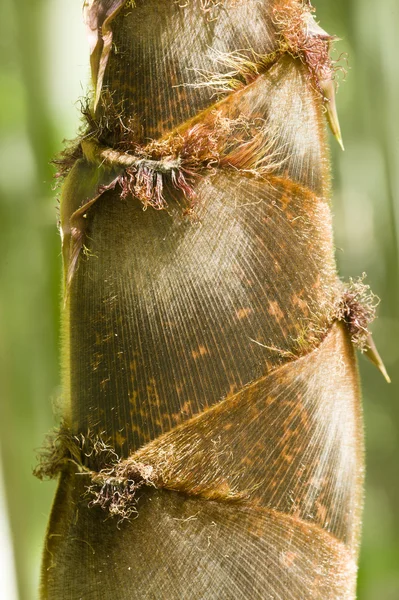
[0,2,87,598]
[317,2,399,598]
[0,1,397,598]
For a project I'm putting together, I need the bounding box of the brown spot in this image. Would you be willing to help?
[280,193,291,211]
[280,551,297,569]
[224,383,238,399]
[180,401,193,417]
[281,450,294,464]
[171,412,183,424]
[312,274,321,290]
[114,430,126,449]
[223,422,234,432]
[129,359,138,375]
[175,383,184,396]
[316,501,328,524]
[236,307,253,320]
[191,345,209,359]
[292,293,310,316]
[128,390,138,407]
[268,300,285,323]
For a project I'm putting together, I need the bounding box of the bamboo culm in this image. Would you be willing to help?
[37,1,388,598]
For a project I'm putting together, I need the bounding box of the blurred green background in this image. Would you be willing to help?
[0,0,397,598]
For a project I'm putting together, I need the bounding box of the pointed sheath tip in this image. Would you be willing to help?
[364,334,391,383]
[336,132,345,152]
[320,79,345,151]
[326,94,344,151]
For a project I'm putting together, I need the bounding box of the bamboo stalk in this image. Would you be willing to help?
[37,1,386,597]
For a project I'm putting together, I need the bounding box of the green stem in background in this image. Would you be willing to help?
[0,1,60,599]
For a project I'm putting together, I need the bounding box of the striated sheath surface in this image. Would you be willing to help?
[40,1,366,598]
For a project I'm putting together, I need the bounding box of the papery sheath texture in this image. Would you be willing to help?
[39,1,368,598]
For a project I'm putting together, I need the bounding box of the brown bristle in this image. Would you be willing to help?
[273,0,345,90]
[336,276,379,350]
